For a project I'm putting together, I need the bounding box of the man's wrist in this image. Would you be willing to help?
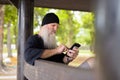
[63,55,73,64]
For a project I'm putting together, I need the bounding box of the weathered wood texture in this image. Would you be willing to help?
[0,0,93,11]
[24,60,96,80]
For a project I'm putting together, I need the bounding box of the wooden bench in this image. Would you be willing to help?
[24,60,96,80]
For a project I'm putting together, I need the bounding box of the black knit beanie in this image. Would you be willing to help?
[41,13,59,26]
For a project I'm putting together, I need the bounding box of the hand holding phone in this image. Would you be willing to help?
[64,43,81,64]
[65,43,81,57]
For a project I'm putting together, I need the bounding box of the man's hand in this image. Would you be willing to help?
[63,47,79,64]
[40,44,68,59]
[55,45,68,54]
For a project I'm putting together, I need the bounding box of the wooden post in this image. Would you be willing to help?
[18,0,34,80]
[95,0,120,80]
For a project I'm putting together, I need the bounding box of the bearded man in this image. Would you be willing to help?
[24,13,79,65]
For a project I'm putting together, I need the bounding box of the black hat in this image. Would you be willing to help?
[41,13,59,26]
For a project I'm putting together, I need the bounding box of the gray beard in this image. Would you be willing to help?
[40,28,57,49]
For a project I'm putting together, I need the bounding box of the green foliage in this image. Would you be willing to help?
[4,5,18,44]
[56,10,80,46]
[56,10,95,47]
[76,12,95,46]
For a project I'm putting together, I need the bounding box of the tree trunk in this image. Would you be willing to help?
[7,22,12,57]
[0,5,4,71]
[14,24,18,50]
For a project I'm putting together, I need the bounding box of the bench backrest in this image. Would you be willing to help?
[24,60,96,80]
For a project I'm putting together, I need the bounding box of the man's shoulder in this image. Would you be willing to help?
[29,34,39,39]
[28,34,42,41]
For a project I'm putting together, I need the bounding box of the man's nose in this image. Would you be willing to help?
[53,26,57,31]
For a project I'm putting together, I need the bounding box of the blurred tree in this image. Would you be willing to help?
[56,10,80,47]
[76,12,94,51]
[81,12,94,46]
[0,5,4,71]
[4,5,18,57]
[56,11,94,50]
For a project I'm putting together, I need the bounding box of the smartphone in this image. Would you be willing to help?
[70,43,81,50]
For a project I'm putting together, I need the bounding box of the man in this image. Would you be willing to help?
[24,13,79,65]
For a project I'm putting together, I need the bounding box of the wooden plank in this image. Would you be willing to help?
[0,0,94,11]
[24,60,96,80]
[34,0,93,11]
[0,0,10,4]
[8,0,18,8]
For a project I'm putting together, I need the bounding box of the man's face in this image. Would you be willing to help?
[46,23,59,35]
[40,23,59,49]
